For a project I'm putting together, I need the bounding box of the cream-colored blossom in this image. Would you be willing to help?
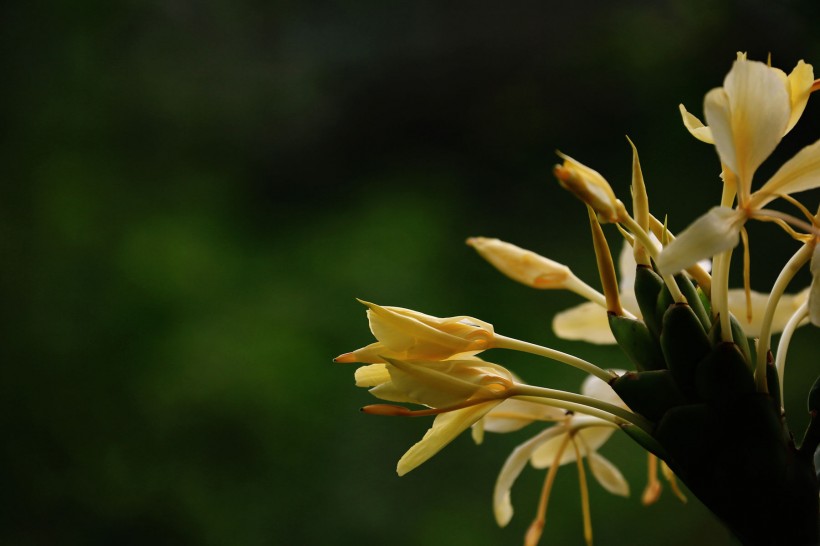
[490,373,629,527]
[679,54,814,146]
[334,300,495,363]
[657,56,820,277]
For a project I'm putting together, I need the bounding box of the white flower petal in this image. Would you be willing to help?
[581,371,628,407]
[493,426,566,527]
[530,417,614,468]
[705,59,790,188]
[587,451,630,497]
[656,207,744,276]
[552,301,615,344]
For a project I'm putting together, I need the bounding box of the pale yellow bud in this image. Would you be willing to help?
[466,237,571,289]
[334,300,495,364]
[554,152,624,223]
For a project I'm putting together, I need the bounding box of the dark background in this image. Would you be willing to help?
[2,1,819,544]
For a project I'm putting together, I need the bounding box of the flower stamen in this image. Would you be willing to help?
[525,432,572,546]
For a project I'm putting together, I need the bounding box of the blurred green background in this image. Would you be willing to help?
[3,1,819,544]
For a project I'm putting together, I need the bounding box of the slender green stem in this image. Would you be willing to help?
[494,334,615,383]
[774,301,809,406]
[564,273,609,308]
[712,248,734,344]
[510,384,653,431]
[755,242,814,392]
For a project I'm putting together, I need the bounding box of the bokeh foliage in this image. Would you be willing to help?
[2,1,819,544]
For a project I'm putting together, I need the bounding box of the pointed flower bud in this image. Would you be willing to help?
[553,152,624,223]
[466,237,572,289]
[334,300,495,364]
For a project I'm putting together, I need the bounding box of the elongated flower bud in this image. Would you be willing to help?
[466,237,572,289]
[554,152,624,223]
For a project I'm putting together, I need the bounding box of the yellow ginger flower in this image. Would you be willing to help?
[355,355,514,475]
[657,55,820,276]
[334,299,495,364]
[679,54,815,144]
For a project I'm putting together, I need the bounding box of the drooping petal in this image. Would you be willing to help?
[552,301,615,344]
[398,401,503,476]
[750,139,820,209]
[493,426,566,526]
[587,451,630,497]
[704,59,790,194]
[656,207,745,276]
[678,103,715,143]
[727,288,809,337]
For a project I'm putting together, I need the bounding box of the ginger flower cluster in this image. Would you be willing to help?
[335,53,820,546]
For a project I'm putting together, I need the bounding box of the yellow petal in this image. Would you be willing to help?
[678,103,715,144]
[704,59,790,192]
[552,301,616,344]
[359,300,494,361]
[751,139,820,209]
[587,451,630,497]
[397,402,502,476]
[785,60,815,134]
[354,363,391,387]
[382,357,512,408]
[493,426,567,526]
[655,207,744,276]
[727,288,809,337]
